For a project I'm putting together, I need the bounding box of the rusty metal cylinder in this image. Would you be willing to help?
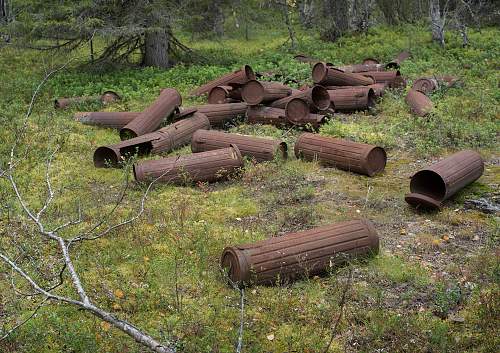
[285,98,327,128]
[133,145,243,184]
[294,133,387,176]
[386,51,411,69]
[191,130,287,162]
[120,88,182,140]
[412,78,439,94]
[241,80,292,105]
[327,87,376,111]
[94,113,210,168]
[246,106,287,126]
[312,62,374,86]
[207,86,242,104]
[337,63,385,73]
[362,70,406,88]
[270,85,330,111]
[362,58,380,65]
[74,111,139,129]
[190,65,255,97]
[405,150,484,209]
[193,103,248,126]
[55,90,121,109]
[221,219,379,285]
[325,84,386,98]
[405,89,433,117]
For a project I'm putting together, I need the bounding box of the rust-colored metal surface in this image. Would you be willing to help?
[133,145,243,184]
[221,219,379,285]
[327,87,376,111]
[362,58,380,65]
[246,106,287,126]
[190,65,255,97]
[312,62,374,86]
[191,130,287,162]
[94,112,210,168]
[362,70,406,88]
[386,51,411,69]
[74,112,139,129]
[241,80,292,105]
[405,150,484,209]
[412,76,460,95]
[207,85,242,104]
[294,54,320,64]
[294,133,387,176]
[405,89,433,117]
[120,88,182,140]
[55,91,120,109]
[284,98,328,128]
[270,85,330,111]
[193,103,248,126]
[337,63,385,73]
[324,83,386,98]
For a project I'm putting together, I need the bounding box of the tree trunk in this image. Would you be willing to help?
[279,0,296,49]
[1,0,7,23]
[297,0,315,28]
[144,28,169,68]
[430,0,445,47]
[321,0,350,42]
[211,0,225,37]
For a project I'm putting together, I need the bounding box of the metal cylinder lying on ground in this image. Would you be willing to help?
[294,133,387,176]
[405,150,484,209]
[270,85,330,111]
[362,70,406,88]
[386,51,410,69]
[285,98,328,128]
[327,87,376,111]
[120,88,182,140]
[337,63,385,73]
[324,83,386,98]
[94,112,210,168]
[190,65,255,97]
[191,130,287,162]
[246,106,287,126]
[312,62,374,86]
[75,111,139,129]
[405,89,433,117]
[208,85,242,104]
[133,145,243,184]
[221,219,379,286]
[241,80,292,105]
[193,103,248,126]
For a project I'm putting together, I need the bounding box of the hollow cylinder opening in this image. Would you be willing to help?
[120,128,138,141]
[312,62,328,83]
[410,170,446,201]
[311,86,331,110]
[93,147,119,168]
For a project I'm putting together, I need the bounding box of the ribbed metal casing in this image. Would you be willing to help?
[246,106,287,126]
[191,130,287,162]
[207,85,242,104]
[241,80,292,105]
[75,111,139,129]
[190,65,255,97]
[294,133,387,176]
[193,103,248,126]
[221,219,379,285]
[405,150,484,209]
[120,88,182,140]
[324,84,386,98]
[133,145,243,184]
[337,63,385,73]
[270,85,330,111]
[312,62,374,86]
[405,89,433,117]
[362,70,406,88]
[94,113,210,168]
[327,87,376,111]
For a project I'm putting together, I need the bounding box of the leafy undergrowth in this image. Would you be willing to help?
[0,25,499,352]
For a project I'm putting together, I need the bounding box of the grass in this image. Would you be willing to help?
[0,24,499,352]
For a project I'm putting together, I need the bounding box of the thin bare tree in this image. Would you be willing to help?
[0,64,175,352]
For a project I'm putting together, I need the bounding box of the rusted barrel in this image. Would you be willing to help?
[362,70,406,88]
[405,89,433,117]
[337,63,385,73]
[412,76,460,95]
[270,85,330,111]
[285,98,327,128]
[208,86,242,104]
[191,130,287,162]
[362,58,380,65]
[193,103,248,126]
[294,133,387,176]
[246,106,287,126]
[54,91,120,109]
[190,65,255,97]
[312,62,374,86]
[241,80,292,105]
[120,88,182,140]
[133,145,243,184]
[386,51,410,69]
[221,219,379,285]
[74,111,139,129]
[327,87,376,111]
[94,112,210,168]
[405,150,484,209]
[324,84,386,98]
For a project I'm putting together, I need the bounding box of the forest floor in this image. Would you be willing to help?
[0,25,499,352]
